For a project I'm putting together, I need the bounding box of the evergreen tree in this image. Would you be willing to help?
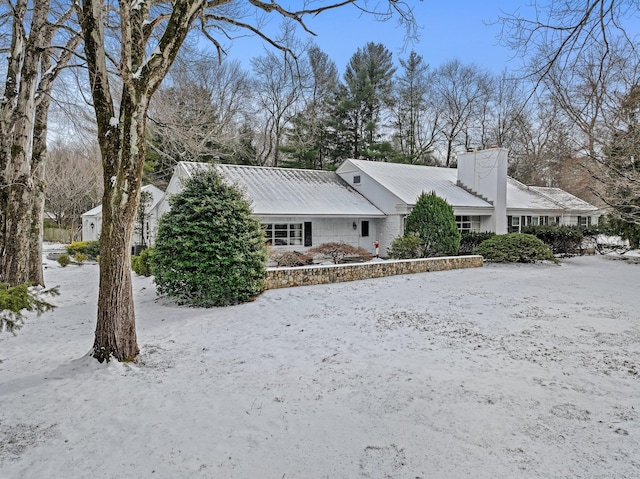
[405,192,461,257]
[153,168,268,307]
[335,42,397,158]
[392,51,436,164]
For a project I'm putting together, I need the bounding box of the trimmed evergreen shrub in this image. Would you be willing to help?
[131,247,155,276]
[1,283,58,334]
[522,225,583,256]
[387,233,423,259]
[405,192,461,257]
[153,168,268,307]
[75,253,88,264]
[57,254,71,267]
[473,233,557,263]
[270,250,313,267]
[458,231,496,255]
[308,242,373,264]
[66,240,100,259]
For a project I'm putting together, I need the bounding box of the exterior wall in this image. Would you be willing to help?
[337,161,405,215]
[258,216,381,256]
[457,148,508,234]
[81,214,101,241]
[264,255,483,290]
[375,214,404,256]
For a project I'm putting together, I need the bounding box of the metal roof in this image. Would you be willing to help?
[179,162,385,217]
[340,159,492,208]
[506,179,564,211]
[529,186,599,212]
[81,184,165,218]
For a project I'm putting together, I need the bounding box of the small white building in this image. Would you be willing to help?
[81,184,165,246]
[150,148,599,257]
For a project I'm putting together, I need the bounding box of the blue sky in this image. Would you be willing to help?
[222,1,530,75]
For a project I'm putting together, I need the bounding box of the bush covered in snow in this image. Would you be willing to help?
[474,233,557,263]
[153,168,268,307]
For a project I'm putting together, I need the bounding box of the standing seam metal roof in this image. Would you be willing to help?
[341,160,493,208]
[179,162,385,217]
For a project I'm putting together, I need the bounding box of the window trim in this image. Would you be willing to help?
[262,223,303,246]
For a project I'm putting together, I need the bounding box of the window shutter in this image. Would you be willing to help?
[304,222,312,247]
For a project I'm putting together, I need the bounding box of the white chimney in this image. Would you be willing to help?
[457,147,508,234]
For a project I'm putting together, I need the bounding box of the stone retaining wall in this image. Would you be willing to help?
[264,255,483,290]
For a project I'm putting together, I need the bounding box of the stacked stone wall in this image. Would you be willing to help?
[264,255,483,290]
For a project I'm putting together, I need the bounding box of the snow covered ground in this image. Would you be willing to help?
[1,253,639,478]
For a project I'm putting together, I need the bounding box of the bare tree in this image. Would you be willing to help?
[500,0,640,223]
[252,34,309,167]
[429,59,492,166]
[45,142,103,239]
[77,0,416,362]
[1,0,81,286]
[147,53,252,185]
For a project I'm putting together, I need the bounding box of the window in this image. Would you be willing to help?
[455,215,481,233]
[361,220,369,237]
[353,175,361,184]
[578,216,591,227]
[508,215,520,233]
[262,223,303,246]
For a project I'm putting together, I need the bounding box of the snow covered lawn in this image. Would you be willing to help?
[1,254,639,478]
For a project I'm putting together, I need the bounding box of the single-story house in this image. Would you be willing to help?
[150,148,599,257]
[81,184,164,247]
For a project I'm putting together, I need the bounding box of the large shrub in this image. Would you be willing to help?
[458,231,496,255]
[405,192,461,257]
[522,225,584,256]
[473,233,557,263]
[308,242,372,264]
[153,168,268,307]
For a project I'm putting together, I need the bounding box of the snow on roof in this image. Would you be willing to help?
[179,162,385,217]
[81,205,102,217]
[506,179,565,211]
[529,186,599,212]
[80,184,166,218]
[340,160,492,208]
[341,159,593,213]
[142,184,164,210]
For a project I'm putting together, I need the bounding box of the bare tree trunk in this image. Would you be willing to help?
[92,89,148,362]
[28,92,51,286]
[0,0,49,286]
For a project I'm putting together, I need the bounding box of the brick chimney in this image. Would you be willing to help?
[457,147,508,234]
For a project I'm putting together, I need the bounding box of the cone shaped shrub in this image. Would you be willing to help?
[405,192,461,257]
[153,167,268,307]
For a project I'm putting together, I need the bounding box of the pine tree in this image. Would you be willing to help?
[405,192,461,257]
